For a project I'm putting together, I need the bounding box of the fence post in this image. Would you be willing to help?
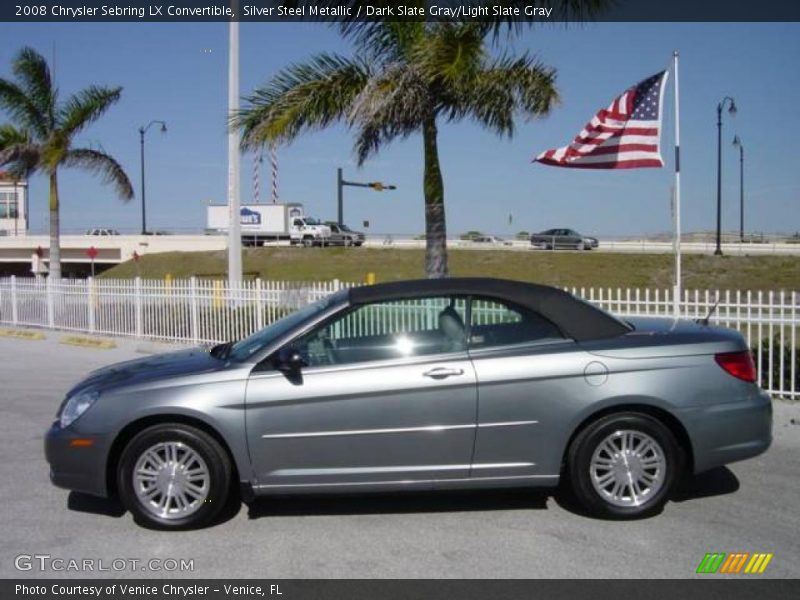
[190,276,199,344]
[46,276,55,328]
[10,275,18,325]
[135,277,143,338]
[255,278,264,330]
[87,277,96,333]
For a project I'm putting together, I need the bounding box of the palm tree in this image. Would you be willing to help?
[0,47,133,279]
[235,21,566,278]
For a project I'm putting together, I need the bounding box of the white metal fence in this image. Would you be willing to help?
[0,276,796,399]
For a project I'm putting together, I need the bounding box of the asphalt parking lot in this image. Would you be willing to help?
[1,334,798,579]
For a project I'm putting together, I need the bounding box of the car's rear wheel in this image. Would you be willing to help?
[117,424,232,529]
[567,412,680,519]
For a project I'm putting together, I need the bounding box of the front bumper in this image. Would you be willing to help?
[680,389,773,474]
[44,421,110,498]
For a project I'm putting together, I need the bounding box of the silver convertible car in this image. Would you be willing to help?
[45,278,771,529]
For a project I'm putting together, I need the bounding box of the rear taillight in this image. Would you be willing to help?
[715,351,757,383]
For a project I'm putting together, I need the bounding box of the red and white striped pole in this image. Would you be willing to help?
[253,151,262,204]
[270,143,278,204]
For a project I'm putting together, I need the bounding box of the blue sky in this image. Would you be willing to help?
[0,21,798,237]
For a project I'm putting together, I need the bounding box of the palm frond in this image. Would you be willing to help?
[234,53,371,150]
[349,63,430,164]
[63,148,134,200]
[58,85,122,138]
[12,47,56,128]
[341,19,426,62]
[411,24,486,90]
[443,53,558,136]
[0,123,30,149]
[0,78,48,138]
[0,124,40,176]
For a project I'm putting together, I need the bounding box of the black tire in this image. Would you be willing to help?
[567,412,681,519]
[117,423,233,530]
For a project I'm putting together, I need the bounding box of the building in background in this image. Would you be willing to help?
[0,172,27,236]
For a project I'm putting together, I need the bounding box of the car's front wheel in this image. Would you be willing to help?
[117,423,233,529]
[567,412,681,519]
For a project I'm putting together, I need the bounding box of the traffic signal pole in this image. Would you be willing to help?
[336,167,397,226]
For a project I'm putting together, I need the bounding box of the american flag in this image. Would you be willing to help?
[534,71,668,169]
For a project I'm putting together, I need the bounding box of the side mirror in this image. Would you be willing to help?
[274,346,307,373]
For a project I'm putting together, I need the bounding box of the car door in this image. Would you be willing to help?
[565,229,582,248]
[554,229,569,248]
[466,296,589,479]
[245,296,478,489]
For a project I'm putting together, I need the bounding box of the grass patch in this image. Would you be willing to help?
[0,328,46,340]
[101,247,800,291]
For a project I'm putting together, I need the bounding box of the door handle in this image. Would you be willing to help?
[423,367,465,379]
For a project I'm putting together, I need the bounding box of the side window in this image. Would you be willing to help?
[294,296,467,367]
[468,297,564,349]
[292,219,304,227]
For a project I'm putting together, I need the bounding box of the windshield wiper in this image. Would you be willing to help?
[210,341,234,360]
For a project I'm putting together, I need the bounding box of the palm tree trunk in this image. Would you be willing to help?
[422,116,448,278]
[48,170,61,280]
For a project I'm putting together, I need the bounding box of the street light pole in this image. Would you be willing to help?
[337,167,344,226]
[336,167,397,226]
[715,96,736,256]
[227,14,242,285]
[138,120,167,235]
[733,135,744,243]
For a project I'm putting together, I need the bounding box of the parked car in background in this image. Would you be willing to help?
[531,228,598,250]
[470,235,512,246]
[86,228,120,236]
[325,222,365,247]
[45,278,771,529]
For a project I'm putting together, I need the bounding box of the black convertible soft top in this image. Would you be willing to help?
[348,277,630,342]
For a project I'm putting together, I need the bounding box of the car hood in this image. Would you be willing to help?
[67,347,225,396]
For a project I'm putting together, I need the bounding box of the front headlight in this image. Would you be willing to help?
[60,391,100,429]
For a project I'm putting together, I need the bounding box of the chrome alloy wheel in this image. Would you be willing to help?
[133,442,210,519]
[589,430,666,508]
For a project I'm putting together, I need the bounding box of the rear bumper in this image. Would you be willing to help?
[679,389,773,474]
[44,421,110,498]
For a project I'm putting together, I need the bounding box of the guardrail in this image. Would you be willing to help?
[0,276,796,399]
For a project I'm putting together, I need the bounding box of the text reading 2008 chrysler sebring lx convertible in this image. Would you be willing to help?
[45,278,771,529]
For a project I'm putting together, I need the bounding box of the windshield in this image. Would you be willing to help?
[227,292,344,362]
[303,217,321,225]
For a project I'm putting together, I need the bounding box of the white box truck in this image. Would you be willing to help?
[206,203,332,247]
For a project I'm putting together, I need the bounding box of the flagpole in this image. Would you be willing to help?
[672,51,682,318]
[227,8,242,285]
